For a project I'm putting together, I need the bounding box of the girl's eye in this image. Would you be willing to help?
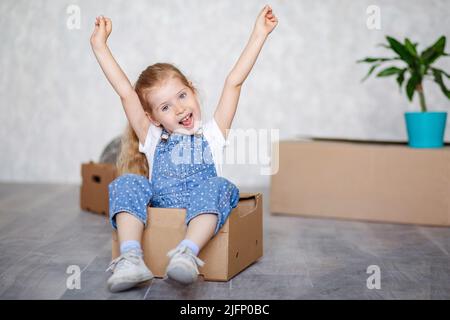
[180,92,187,99]
[161,105,169,112]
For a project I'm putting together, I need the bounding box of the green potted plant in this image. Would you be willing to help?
[358,35,450,148]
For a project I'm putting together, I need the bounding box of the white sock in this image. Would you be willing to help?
[178,239,200,256]
[120,240,142,256]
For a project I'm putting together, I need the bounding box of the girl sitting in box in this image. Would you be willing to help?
[90,5,277,292]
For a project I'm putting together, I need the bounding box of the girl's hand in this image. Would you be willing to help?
[90,15,112,49]
[253,5,278,37]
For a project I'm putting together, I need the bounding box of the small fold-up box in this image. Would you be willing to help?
[112,192,263,281]
[271,138,450,226]
[80,161,118,216]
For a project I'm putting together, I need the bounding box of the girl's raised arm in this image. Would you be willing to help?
[90,16,150,145]
[214,5,278,139]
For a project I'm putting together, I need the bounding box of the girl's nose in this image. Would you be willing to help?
[175,104,185,115]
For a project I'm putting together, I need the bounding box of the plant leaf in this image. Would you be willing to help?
[361,63,380,82]
[431,68,450,79]
[396,68,407,91]
[376,43,391,49]
[432,68,450,99]
[405,38,418,57]
[421,36,446,65]
[376,66,404,77]
[386,36,415,66]
[357,57,399,63]
[406,74,420,101]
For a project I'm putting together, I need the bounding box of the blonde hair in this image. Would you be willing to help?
[116,63,198,177]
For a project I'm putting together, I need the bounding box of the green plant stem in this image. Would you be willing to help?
[416,83,427,112]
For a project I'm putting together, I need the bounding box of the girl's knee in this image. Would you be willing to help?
[108,174,152,230]
[109,173,150,188]
[208,177,239,196]
[109,173,153,195]
[206,176,232,188]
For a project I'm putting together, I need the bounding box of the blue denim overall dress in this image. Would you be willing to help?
[108,127,240,236]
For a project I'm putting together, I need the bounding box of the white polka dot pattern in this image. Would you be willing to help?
[108,127,239,235]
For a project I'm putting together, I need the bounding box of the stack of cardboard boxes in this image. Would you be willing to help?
[271,138,450,226]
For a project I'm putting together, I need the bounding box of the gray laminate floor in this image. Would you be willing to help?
[0,182,449,299]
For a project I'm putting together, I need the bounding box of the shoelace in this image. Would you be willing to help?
[167,245,205,268]
[105,250,141,273]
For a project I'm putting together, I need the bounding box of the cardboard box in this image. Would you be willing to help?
[112,192,263,281]
[271,139,450,226]
[80,161,118,215]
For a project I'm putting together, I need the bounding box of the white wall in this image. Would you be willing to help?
[0,0,449,187]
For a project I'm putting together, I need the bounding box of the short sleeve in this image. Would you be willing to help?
[202,117,227,177]
[138,124,153,154]
[203,117,227,148]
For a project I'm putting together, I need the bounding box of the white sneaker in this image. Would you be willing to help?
[106,249,153,292]
[166,245,205,285]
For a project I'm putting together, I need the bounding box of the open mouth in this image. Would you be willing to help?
[179,113,193,128]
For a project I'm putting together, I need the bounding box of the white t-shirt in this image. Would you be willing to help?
[138,117,227,181]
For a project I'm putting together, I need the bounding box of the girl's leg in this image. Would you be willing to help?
[116,212,145,253]
[182,177,239,254]
[184,213,218,252]
[165,213,219,285]
[108,173,153,252]
[166,177,239,284]
[116,212,145,243]
[107,174,154,292]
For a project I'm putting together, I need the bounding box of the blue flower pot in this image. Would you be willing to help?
[404,111,447,148]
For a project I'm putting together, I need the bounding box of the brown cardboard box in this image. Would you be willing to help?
[271,139,450,226]
[112,192,263,281]
[80,161,118,215]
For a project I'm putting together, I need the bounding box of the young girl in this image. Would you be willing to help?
[90,5,277,292]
